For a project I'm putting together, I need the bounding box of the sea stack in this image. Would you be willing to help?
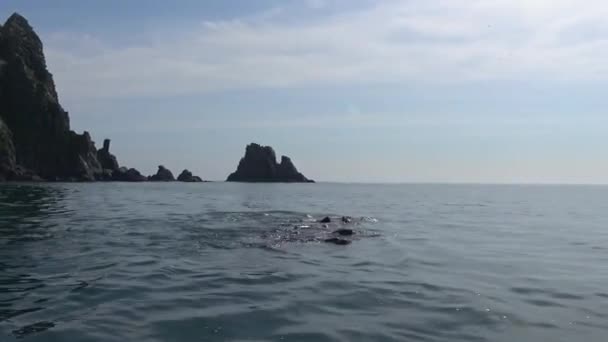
[149,165,175,181]
[177,169,203,182]
[227,143,314,183]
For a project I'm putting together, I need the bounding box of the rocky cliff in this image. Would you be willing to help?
[227,143,313,183]
[0,13,103,180]
[0,117,15,181]
[0,13,150,181]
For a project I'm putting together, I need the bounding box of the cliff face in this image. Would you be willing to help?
[0,13,114,181]
[227,143,313,183]
[0,117,16,181]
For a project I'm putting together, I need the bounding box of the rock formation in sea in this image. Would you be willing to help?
[149,165,175,182]
[227,143,313,183]
[177,169,203,182]
[98,139,119,172]
[0,13,149,182]
[0,13,102,181]
[111,167,147,182]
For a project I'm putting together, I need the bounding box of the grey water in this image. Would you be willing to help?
[0,183,607,342]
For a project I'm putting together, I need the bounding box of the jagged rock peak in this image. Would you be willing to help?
[227,143,313,183]
[1,13,52,93]
[97,138,119,172]
[149,165,175,181]
[177,169,203,182]
[4,13,34,33]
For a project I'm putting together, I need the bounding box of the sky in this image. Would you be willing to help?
[1,0,608,183]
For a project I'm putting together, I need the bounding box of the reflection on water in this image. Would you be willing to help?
[0,185,69,338]
[0,183,607,341]
[0,184,69,242]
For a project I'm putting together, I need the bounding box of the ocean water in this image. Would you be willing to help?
[0,183,607,342]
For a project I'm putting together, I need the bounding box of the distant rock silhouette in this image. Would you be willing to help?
[227,143,313,183]
[149,165,175,181]
[177,169,203,182]
[111,167,147,182]
[98,139,119,172]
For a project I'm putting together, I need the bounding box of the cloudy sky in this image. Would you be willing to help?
[2,0,608,183]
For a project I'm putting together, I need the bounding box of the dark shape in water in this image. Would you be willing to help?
[226,143,314,183]
[334,228,354,236]
[320,216,332,223]
[324,237,352,245]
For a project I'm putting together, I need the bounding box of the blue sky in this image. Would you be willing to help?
[2,0,608,183]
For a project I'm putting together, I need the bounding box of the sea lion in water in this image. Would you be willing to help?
[319,216,331,223]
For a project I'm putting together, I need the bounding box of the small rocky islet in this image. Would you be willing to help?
[226,143,313,183]
[0,13,312,184]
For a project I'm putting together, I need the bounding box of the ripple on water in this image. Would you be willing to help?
[1,183,608,341]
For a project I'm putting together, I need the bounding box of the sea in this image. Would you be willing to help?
[0,182,607,341]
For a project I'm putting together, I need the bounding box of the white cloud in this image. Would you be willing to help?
[43,0,608,100]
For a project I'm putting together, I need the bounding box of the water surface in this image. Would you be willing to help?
[1,183,607,341]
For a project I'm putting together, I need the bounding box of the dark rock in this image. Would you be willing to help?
[333,228,354,236]
[98,169,113,181]
[277,156,313,182]
[177,169,203,182]
[0,13,107,181]
[112,167,147,182]
[319,216,332,223]
[226,143,313,183]
[0,117,16,181]
[324,237,352,245]
[11,165,43,181]
[149,165,175,181]
[97,139,119,172]
[65,131,103,181]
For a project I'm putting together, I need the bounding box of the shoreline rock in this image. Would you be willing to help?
[149,165,175,182]
[111,167,147,182]
[0,14,314,185]
[0,13,194,184]
[227,143,314,183]
[177,169,203,182]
